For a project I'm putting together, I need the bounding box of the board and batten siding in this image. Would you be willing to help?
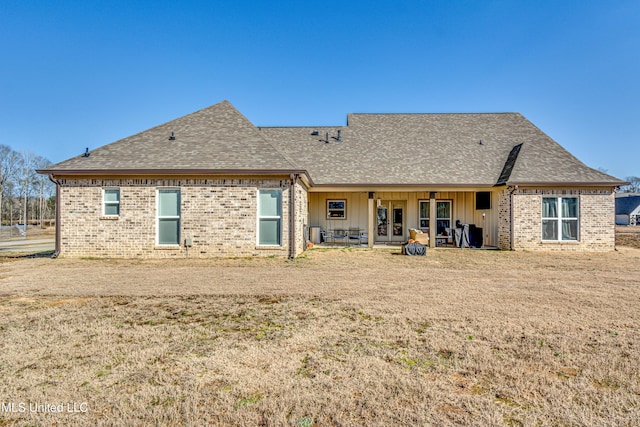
[308,190,499,247]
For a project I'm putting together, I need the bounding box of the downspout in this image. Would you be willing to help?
[47,174,61,258]
[508,185,518,250]
[289,173,297,259]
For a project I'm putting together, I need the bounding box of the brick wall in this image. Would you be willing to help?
[294,180,308,256]
[500,187,615,252]
[57,176,308,258]
[497,188,512,250]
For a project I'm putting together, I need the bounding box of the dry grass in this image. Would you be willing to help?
[616,226,640,249]
[1,247,639,426]
[0,226,55,241]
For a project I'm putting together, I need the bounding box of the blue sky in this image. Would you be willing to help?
[1,0,638,179]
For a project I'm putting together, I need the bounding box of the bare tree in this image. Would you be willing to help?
[621,176,640,193]
[0,145,21,233]
[18,151,37,237]
[1,146,55,239]
[33,156,52,227]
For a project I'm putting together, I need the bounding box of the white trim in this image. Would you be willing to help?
[156,188,181,246]
[541,196,579,241]
[257,188,283,247]
[418,199,451,234]
[102,188,120,217]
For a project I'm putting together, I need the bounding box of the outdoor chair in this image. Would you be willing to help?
[322,228,347,245]
[332,228,348,245]
[348,227,362,246]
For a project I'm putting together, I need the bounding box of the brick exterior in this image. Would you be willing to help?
[498,187,615,251]
[57,176,308,258]
[294,180,308,256]
[497,188,512,250]
[55,176,615,256]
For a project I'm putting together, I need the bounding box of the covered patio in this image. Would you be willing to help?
[307,189,498,249]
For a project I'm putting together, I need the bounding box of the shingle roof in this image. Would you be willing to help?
[260,113,624,186]
[41,100,625,187]
[615,195,640,215]
[43,100,299,173]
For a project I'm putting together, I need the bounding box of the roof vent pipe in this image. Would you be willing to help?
[337,130,342,141]
[82,148,90,157]
[325,132,329,144]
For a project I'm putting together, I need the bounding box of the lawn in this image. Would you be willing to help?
[1,247,639,426]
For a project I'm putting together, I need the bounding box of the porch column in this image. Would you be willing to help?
[368,192,375,248]
[429,191,436,248]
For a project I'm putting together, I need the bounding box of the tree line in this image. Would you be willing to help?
[621,176,640,193]
[0,144,55,237]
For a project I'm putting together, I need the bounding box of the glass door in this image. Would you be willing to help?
[377,206,388,239]
[376,201,405,243]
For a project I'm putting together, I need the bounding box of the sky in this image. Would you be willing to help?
[1,0,638,180]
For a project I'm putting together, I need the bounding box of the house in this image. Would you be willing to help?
[615,194,640,226]
[38,100,627,258]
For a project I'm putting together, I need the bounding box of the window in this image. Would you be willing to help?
[103,189,120,216]
[542,197,579,241]
[327,200,346,219]
[157,189,180,245]
[258,189,282,246]
[419,200,451,235]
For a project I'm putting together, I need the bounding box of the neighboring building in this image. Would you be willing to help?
[38,101,627,258]
[615,194,640,226]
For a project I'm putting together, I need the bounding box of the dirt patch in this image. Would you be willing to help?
[0,248,639,426]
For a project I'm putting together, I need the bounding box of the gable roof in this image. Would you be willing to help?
[615,194,640,215]
[42,100,302,175]
[40,100,625,188]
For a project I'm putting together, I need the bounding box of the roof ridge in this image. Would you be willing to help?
[259,125,345,129]
[224,102,301,170]
[347,112,521,116]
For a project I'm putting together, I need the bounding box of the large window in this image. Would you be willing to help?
[419,200,451,235]
[258,189,282,246]
[542,197,579,241]
[103,188,120,216]
[157,189,181,245]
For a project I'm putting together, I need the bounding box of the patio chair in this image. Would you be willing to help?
[348,227,362,246]
[320,229,332,245]
[322,228,347,245]
[332,228,348,245]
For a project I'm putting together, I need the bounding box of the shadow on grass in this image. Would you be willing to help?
[0,250,55,259]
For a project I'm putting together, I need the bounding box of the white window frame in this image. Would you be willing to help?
[418,200,452,235]
[541,196,579,241]
[103,188,120,217]
[327,199,347,219]
[157,188,181,246]
[257,189,282,246]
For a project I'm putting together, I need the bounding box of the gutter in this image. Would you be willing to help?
[47,174,61,258]
[505,181,627,187]
[36,168,312,181]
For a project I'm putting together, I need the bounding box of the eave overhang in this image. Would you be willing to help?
[308,182,497,193]
[37,168,314,188]
[503,181,627,187]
